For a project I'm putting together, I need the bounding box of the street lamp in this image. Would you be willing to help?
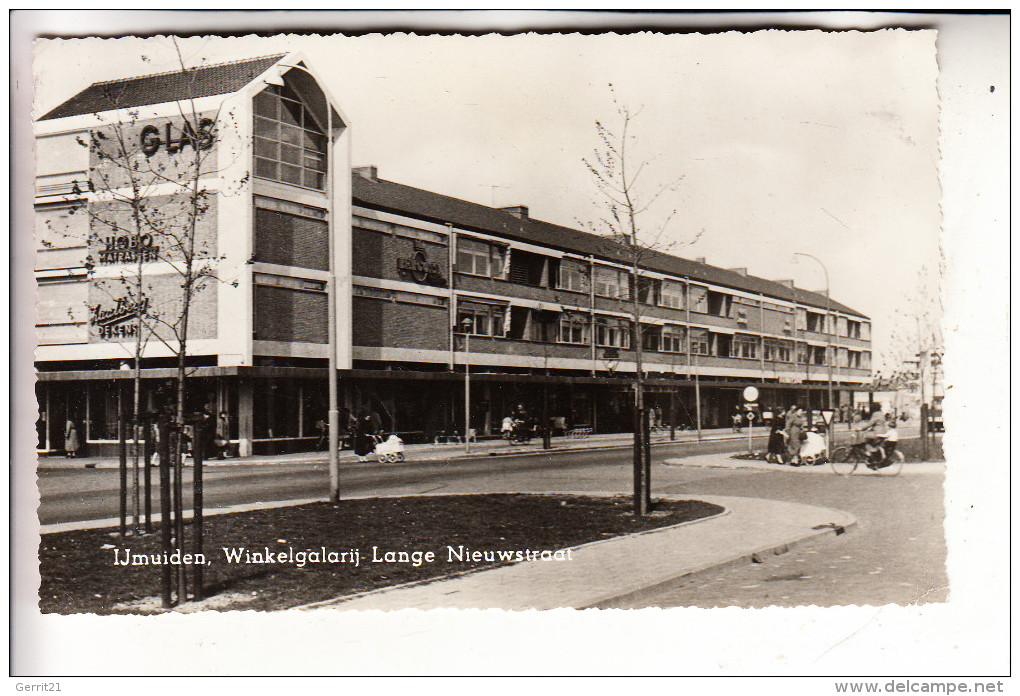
[793,252,833,453]
[459,316,473,454]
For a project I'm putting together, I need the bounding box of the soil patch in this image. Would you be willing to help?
[40,494,723,614]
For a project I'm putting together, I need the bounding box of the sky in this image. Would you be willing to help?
[30,22,944,372]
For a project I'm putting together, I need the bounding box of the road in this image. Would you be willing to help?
[36,435,766,525]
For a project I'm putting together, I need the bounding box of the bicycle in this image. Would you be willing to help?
[829,440,904,476]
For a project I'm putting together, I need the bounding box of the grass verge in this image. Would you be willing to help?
[40,494,723,614]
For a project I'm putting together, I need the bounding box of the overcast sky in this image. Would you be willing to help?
[32,27,943,371]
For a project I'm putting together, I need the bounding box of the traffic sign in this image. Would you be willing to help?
[821,410,834,425]
[746,411,756,422]
[743,386,759,402]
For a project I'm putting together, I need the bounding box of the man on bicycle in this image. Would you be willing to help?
[856,404,888,463]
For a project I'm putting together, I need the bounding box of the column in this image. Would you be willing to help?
[238,378,254,457]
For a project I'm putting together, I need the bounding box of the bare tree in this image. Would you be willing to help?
[581,85,700,515]
[881,265,944,402]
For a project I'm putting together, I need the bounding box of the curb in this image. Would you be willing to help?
[581,516,857,609]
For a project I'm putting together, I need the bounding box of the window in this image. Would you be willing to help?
[706,291,732,317]
[861,322,871,341]
[837,316,848,337]
[733,334,760,359]
[661,326,685,353]
[796,342,809,365]
[776,340,793,363]
[641,325,661,352]
[527,309,558,342]
[457,301,506,337]
[688,285,708,313]
[711,332,732,357]
[806,311,826,333]
[254,85,327,190]
[457,237,505,278]
[660,280,684,309]
[595,316,631,348]
[846,320,861,339]
[811,345,827,366]
[689,329,709,356]
[795,308,807,331]
[847,351,862,369]
[862,351,872,369]
[558,259,588,292]
[559,313,589,344]
[508,249,549,287]
[594,266,630,300]
[837,347,848,368]
[637,277,659,305]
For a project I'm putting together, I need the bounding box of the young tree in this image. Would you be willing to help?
[582,85,700,515]
[881,265,944,405]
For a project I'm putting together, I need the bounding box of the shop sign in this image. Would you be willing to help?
[90,297,150,340]
[397,248,445,286]
[140,117,215,157]
[98,233,161,265]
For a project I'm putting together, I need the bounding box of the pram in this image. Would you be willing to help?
[373,434,405,463]
[797,430,828,465]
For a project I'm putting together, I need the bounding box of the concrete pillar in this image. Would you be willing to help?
[238,379,254,457]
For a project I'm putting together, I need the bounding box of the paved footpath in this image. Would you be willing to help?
[302,492,856,612]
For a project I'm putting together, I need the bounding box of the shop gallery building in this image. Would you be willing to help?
[34,54,873,456]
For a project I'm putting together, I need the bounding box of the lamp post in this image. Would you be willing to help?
[459,316,473,454]
[793,252,833,454]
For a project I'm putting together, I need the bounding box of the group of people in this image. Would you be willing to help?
[765,402,899,466]
[316,409,384,462]
[500,403,532,444]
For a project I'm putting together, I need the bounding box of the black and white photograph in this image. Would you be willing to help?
[10,9,1009,682]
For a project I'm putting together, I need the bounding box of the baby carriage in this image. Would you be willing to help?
[373,434,405,463]
[797,430,828,465]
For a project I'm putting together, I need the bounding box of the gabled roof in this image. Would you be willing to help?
[38,54,286,121]
[351,173,868,319]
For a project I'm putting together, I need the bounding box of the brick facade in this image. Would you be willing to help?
[254,207,329,271]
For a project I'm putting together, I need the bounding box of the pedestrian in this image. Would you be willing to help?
[766,412,787,463]
[353,408,375,462]
[732,406,743,433]
[314,418,327,450]
[501,415,514,441]
[784,405,805,464]
[64,417,81,458]
[215,411,231,459]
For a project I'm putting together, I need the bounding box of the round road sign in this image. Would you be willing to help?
[743,386,759,402]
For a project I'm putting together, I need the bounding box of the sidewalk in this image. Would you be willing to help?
[301,493,857,611]
[36,426,767,470]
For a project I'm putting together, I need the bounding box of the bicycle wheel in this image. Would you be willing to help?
[829,446,860,476]
[874,450,904,476]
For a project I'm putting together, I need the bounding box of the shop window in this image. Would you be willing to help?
[457,237,505,278]
[457,301,506,337]
[559,313,589,344]
[253,85,327,191]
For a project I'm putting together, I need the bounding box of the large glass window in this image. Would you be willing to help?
[688,285,708,313]
[254,86,327,190]
[457,237,505,278]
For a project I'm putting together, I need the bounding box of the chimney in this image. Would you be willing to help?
[773,279,795,288]
[353,165,378,181]
[694,257,706,264]
[500,205,529,219]
[728,267,748,276]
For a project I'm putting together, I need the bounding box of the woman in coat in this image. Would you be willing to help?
[64,418,81,458]
[784,406,805,464]
[353,409,374,462]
